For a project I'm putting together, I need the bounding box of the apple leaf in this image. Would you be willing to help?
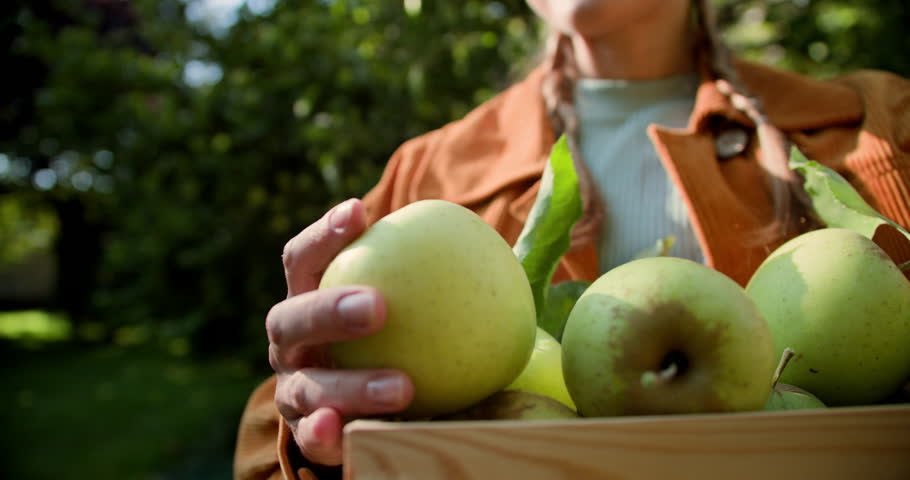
[631,235,676,260]
[789,147,910,243]
[512,135,584,324]
[538,280,589,342]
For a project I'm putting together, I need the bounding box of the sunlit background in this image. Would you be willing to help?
[1,0,908,478]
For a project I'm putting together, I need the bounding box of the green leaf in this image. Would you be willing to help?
[512,135,584,323]
[631,235,676,260]
[537,280,589,342]
[789,147,910,242]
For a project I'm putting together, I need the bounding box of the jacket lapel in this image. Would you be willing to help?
[652,62,868,285]
[404,61,872,286]
[648,123,773,286]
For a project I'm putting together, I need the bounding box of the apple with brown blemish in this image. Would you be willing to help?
[561,257,776,417]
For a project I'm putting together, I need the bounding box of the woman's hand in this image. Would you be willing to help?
[266,199,415,466]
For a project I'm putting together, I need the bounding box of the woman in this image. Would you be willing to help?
[234,1,910,478]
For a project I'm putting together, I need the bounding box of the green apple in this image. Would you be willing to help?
[764,348,827,411]
[320,199,536,418]
[561,257,776,417]
[507,327,576,410]
[436,390,580,421]
[746,228,910,406]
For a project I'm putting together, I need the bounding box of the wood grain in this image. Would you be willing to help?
[343,404,910,480]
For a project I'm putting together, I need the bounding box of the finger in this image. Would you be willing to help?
[716,79,733,96]
[292,407,344,466]
[716,79,766,122]
[275,368,414,420]
[266,287,386,368]
[268,342,331,374]
[283,199,368,297]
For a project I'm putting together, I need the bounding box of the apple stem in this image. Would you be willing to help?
[771,347,796,388]
[640,363,678,388]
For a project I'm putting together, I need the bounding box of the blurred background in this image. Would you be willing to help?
[1,0,907,478]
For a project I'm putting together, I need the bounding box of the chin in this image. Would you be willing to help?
[529,0,671,38]
[549,1,611,35]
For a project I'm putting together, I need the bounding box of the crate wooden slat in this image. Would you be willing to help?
[343,404,910,480]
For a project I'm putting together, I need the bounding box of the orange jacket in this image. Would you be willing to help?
[233,60,910,480]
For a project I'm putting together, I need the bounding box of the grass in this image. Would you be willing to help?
[0,309,72,342]
[0,338,268,479]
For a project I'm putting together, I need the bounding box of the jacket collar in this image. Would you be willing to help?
[413,60,868,283]
[408,67,555,211]
[650,60,866,284]
[688,59,864,133]
[414,59,864,211]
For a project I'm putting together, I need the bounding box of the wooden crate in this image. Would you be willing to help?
[343,404,910,479]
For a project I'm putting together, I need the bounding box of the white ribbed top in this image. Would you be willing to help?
[574,73,705,274]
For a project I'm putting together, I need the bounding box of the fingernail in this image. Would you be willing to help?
[367,377,404,406]
[337,292,374,332]
[328,200,354,233]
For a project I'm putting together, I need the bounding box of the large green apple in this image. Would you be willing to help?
[746,228,910,406]
[319,199,536,418]
[507,327,576,410]
[562,257,776,417]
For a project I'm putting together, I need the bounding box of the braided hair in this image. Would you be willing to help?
[540,33,605,246]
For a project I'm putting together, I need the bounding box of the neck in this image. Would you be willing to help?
[570,6,696,80]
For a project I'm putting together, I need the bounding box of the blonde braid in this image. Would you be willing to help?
[693,0,815,241]
[541,32,605,246]
[541,33,577,139]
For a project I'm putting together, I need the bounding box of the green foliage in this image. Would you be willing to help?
[789,147,910,243]
[718,0,910,78]
[0,309,71,343]
[538,280,589,342]
[0,194,59,266]
[1,0,908,356]
[513,136,583,326]
[0,343,261,479]
[0,0,539,353]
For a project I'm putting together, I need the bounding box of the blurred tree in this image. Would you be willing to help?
[718,0,910,78]
[0,0,540,357]
[0,0,906,359]
[0,0,151,317]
